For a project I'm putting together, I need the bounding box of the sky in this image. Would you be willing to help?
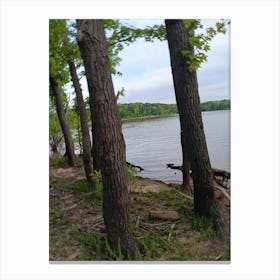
[78,19,230,104]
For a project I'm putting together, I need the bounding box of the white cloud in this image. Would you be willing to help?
[70,19,230,105]
[114,39,170,78]
[114,19,230,104]
[199,82,230,102]
[114,67,175,103]
[114,67,172,92]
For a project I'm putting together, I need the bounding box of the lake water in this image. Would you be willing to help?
[122,110,230,183]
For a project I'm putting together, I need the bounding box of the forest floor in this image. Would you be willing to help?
[49,156,230,262]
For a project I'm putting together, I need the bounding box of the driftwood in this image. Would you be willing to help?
[166,163,183,171]
[149,210,180,221]
[167,163,230,183]
[126,161,144,171]
[212,168,230,180]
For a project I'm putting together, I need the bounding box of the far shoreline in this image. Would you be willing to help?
[121,109,230,123]
[122,113,178,123]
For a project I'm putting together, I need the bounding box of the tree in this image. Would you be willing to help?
[49,20,76,166]
[63,31,96,188]
[165,19,230,246]
[77,19,141,259]
[49,76,76,166]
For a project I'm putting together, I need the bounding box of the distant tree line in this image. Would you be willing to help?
[117,99,230,119]
[118,102,178,118]
[200,99,230,112]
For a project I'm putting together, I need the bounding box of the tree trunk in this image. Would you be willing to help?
[67,56,96,189]
[165,19,230,247]
[91,127,100,170]
[181,130,191,192]
[49,76,75,166]
[77,19,141,259]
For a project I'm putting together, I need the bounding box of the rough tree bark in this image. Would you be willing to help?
[165,19,230,247]
[181,130,191,192]
[49,76,75,166]
[64,34,96,188]
[77,19,141,259]
[91,127,100,170]
[84,76,100,170]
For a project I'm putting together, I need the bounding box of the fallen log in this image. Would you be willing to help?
[166,163,183,171]
[167,163,230,181]
[212,168,230,180]
[126,161,144,171]
[149,210,180,221]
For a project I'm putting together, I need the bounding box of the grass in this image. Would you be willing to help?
[140,230,164,259]
[69,178,90,191]
[58,174,103,200]
[49,154,69,167]
[190,215,216,241]
[70,226,126,260]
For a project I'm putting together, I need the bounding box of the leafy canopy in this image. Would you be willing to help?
[182,19,230,71]
[49,20,69,84]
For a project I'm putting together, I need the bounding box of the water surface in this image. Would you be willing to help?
[122,110,230,183]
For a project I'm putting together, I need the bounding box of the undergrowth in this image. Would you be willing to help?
[70,226,127,260]
[50,158,226,261]
[190,215,216,241]
[60,171,103,199]
[49,154,69,167]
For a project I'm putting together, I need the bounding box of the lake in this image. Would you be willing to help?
[122,110,230,183]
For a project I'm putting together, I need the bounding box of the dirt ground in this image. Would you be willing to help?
[49,164,230,261]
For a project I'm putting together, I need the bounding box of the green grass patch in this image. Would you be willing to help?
[155,189,179,200]
[69,178,90,192]
[49,154,69,168]
[70,226,127,260]
[190,214,216,241]
[64,173,103,200]
[136,230,166,260]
